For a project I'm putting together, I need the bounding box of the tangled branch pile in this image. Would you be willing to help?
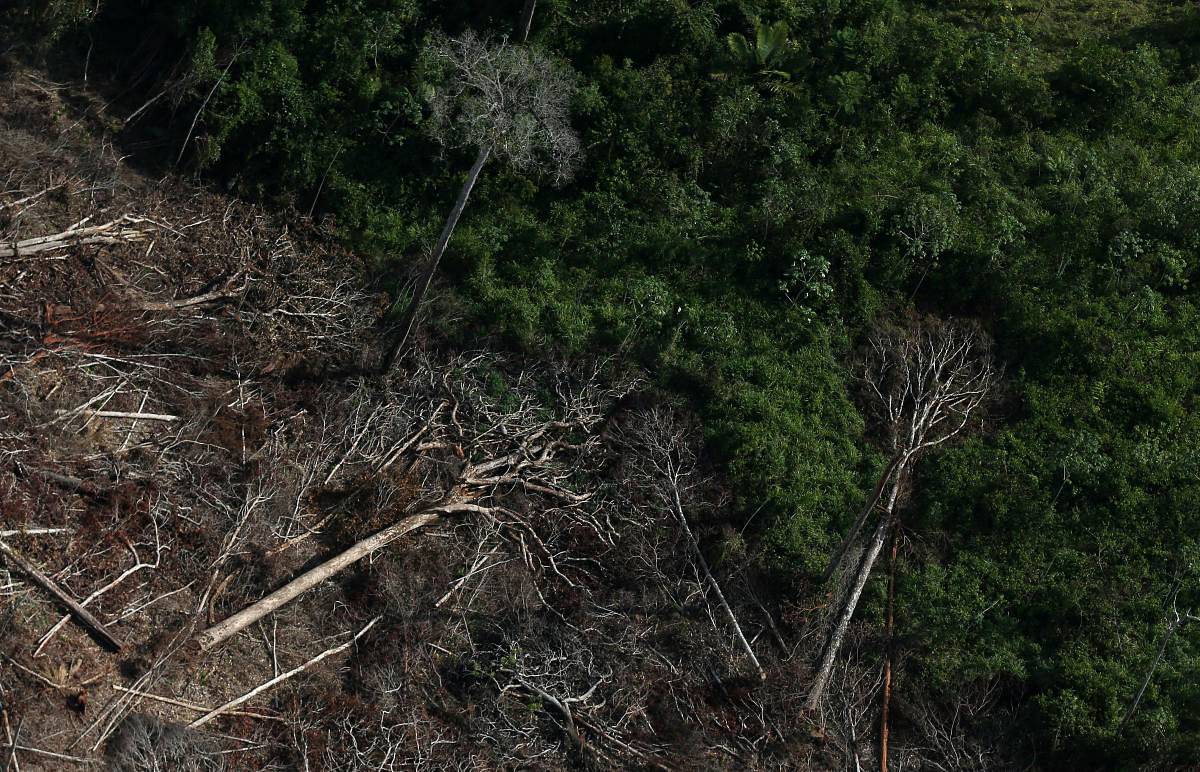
[0,66,819,770]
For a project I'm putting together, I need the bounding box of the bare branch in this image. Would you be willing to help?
[189,616,380,728]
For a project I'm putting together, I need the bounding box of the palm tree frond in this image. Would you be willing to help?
[727,32,752,62]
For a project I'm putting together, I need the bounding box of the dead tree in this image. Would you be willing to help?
[197,516,434,650]
[620,407,765,680]
[383,28,580,366]
[806,316,996,711]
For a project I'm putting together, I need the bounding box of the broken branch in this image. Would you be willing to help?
[188,616,380,728]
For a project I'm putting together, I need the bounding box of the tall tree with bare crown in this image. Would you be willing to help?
[806,315,997,712]
[383,26,579,368]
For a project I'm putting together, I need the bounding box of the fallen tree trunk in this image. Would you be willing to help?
[4,215,152,258]
[0,540,124,652]
[196,512,439,650]
[806,456,910,711]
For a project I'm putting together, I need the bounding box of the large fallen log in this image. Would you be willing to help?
[195,511,441,650]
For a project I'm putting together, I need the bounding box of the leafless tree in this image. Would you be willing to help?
[619,406,766,681]
[426,29,580,183]
[385,27,580,366]
[807,316,996,711]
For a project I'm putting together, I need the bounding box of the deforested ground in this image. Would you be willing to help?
[0,63,827,771]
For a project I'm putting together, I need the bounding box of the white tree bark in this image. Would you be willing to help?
[670,485,766,680]
[517,0,537,41]
[823,452,908,582]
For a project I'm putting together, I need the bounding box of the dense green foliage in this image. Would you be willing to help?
[10,0,1199,764]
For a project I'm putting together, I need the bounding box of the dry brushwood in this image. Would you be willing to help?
[105,714,225,772]
[191,616,380,728]
[0,69,811,767]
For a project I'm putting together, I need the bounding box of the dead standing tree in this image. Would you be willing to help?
[806,316,996,712]
[620,407,766,681]
[382,29,580,368]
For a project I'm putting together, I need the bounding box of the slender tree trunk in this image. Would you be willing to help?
[517,0,537,41]
[191,617,380,728]
[1118,575,1195,733]
[807,465,907,711]
[670,486,765,680]
[1117,617,1178,733]
[880,527,899,772]
[177,53,238,166]
[383,145,491,370]
[824,453,906,582]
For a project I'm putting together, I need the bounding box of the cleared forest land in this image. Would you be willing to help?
[0,65,829,770]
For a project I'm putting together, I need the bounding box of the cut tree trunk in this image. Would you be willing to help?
[4,216,152,258]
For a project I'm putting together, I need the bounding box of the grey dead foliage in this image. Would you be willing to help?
[426,29,581,185]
